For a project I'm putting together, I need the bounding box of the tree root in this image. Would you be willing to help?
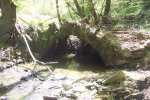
[15,24,56,75]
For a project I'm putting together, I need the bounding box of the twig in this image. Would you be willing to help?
[15,24,55,74]
[65,1,79,16]
[65,0,73,19]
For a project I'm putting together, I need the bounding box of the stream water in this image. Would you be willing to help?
[1,53,150,100]
[52,52,111,73]
[0,60,150,100]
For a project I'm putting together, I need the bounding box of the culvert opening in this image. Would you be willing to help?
[77,43,107,71]
[40,37,107,71]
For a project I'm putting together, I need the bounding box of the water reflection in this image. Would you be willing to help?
[65,53,79,70]
[55,53,110,72]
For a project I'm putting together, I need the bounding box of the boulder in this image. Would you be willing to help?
[103,71,126,85]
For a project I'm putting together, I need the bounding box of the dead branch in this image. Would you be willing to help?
[65,0,73,19]
[15,24,56,74]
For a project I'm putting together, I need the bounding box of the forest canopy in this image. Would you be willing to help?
[12,0,149,30]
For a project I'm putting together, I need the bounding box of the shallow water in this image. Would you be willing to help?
[53,54,112,73]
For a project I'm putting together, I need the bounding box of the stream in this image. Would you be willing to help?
[0,57,150,100]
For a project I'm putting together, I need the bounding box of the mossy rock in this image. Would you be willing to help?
[103,71,126,85]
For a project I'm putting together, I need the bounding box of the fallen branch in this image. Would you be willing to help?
[15,24,56,74]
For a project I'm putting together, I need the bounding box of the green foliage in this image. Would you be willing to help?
[111,0,142,17]
[0,43,4,48]
[111,0,149,21]
[114,23,126,29]
[12,0,149,34]
[12,0,25,11]
[108,0,149,30]
[84,1,91,16]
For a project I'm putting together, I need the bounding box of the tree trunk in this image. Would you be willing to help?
[104,0,111,16]
[81,0,85,16]
[102,0,111,24]
[0,0,16,41]
[88,0,98,25]
[55,0,61,25]
[73,0,85,18]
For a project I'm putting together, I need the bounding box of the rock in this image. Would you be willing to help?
[84,82,94,89]
[110,87,126,93]
[16,58,23,64]
[142,87,150,100]
[99,86,109,94]
[90,89,97,96]
[43,96,57,100]
[114,89,131,99]
[144,40,150,48]
[62,82,72,91]
[20,77,28,81]
[16,51,22,56]
[84,81,100,90]
[122,48,132,58]
[107,94,114,100]
[59,89,78,99]
[136,76,150,91]
[67,35,82,54]
[124,92,143,100]
[103,71,126,85]
[99,87,132,99]
[65,92,78,99]
[0,67,4,72]
[90,86,96,90]
[0,96,7,100]
[96,79,103,85]
[73,73,100,83]
[93,81,100,88]
[123,71,150,82]
[73,85,87,92]
[6,62,15,68]
[54,73,66,80]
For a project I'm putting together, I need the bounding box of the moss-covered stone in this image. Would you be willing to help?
[103,71,126,85]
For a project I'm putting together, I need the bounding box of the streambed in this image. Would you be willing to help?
[0,62,150,100]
